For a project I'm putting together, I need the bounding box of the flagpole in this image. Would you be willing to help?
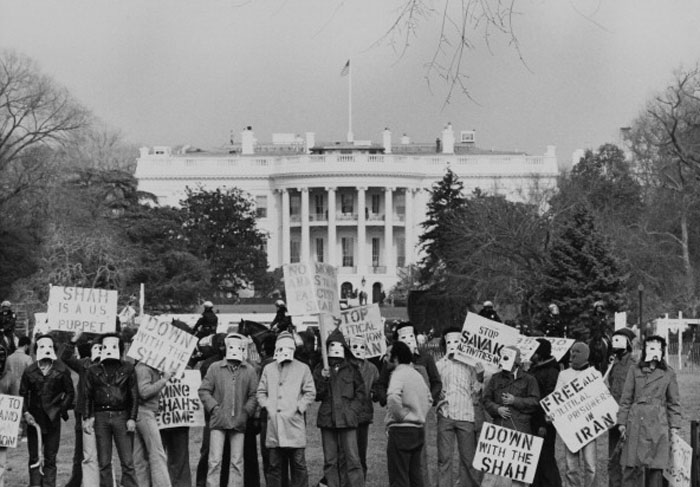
[347,59,353,143]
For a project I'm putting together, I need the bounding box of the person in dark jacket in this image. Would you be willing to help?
[83,333,139,487]
[529,339,562,487]
[607,328,637,487]
[477,301,501,323]
[0,301,16,353]
[270,300,292,334]
[313,329,365,487]
[541,304,568,338]
[20,334,75,487]
[0,344,17,487]
[61,332,102,487]
[193,301,218,340]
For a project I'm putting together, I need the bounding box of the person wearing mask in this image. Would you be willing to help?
[256,331,316,487]
[194,302,219,340]
[529,339,562,487]
[313,329,365,487]
[61,332,102,487]
[198,333,258,487]
[607,328,637,487]
[556,342,599,487]
[385,341,432,487]
[0,302,16,353]
[83,333,139,487]
[20,334,75,487]
[256,335,279,486]
[0,345,17,487]
[481,346,540,487]
[134,360,172,487]
[617,335,681,487]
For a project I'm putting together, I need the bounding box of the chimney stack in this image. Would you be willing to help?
[383,128,392,154]
[241,126,256,155]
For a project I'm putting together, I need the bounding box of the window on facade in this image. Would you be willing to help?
[316,238,324,263]
[372,238,380,267]
[314,194,324,216]
[255,195,268,218]
[290,194,301,216]
[396,237,405,267]
[341,193,354,214]
[371,194,380,214]
[290,240,300,263]
[341,237,354,267]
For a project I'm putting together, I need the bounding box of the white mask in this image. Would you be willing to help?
[225,334,245,361]
[101,336,121,361]
[645,341,662,362]
[36,337,57,361]
[397,326,417,354]
[612,335,627,351]
[328,341,345,358]
[499,348,518,372]
[350,336,366,360]
[91,343,102,362]
[445,332,461,356]
[274,335,296,363]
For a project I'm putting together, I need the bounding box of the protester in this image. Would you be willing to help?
[0,301,16,353]
[20,334,75,487]
[481,346,539,487]
[134,360,172,487]
[255,334,278,485]
[385,341,432,487]
[435,327,484,487]
[7,336,32,391]
[556,342,599,487]
[194,301,219,340]
[270,300,292,334]
[61,332,102,487]
[478,301,501,323]
[346,334,379,480]
[0,345,17,487]
[83,333,139,487]
[256,331,316,487]
[198,333,258,487]
[607,328,637,487]
[617,335,682,487]
[529,338,562,487]
[313,329,365,487]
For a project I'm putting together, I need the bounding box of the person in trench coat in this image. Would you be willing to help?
[617,335,682,487]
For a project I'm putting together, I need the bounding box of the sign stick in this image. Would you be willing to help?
[318,312,331,370]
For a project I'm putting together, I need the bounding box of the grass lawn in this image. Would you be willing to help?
[7,372,699,486]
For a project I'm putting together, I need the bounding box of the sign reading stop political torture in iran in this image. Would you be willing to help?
[334,303,386,358]
[47,286,118,334]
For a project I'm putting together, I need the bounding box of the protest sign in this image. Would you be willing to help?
[0,394,23,448]
[156,370,205,429]
[473,422,542,484]
[515,336,575,363]
[334,304,386,358]
[454,313,520,374]
[514,336,540,362]
[540,367,618,452]
[283,263,339,316]
[664,434,692,487]
[127,315,197,377]
[614,312,628,331]
[47,286,118,334]
[33,313,50,338]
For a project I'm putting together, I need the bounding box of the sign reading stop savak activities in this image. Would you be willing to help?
[473,422,543,484]
[334,304,386,358]
[0,394,23,448]
[47,286,118,334]
[540,367,618,453]
[127,315,197,377]
[454,313,520,374]
[664,434,692,487]
[156,370,205,429]
[283,263,339,316]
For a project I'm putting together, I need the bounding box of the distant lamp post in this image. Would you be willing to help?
[638,283,644,328]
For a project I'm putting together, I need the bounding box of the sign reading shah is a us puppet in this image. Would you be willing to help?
[47,286,118,334]
[453,313,520,374]
[540,367,618,453]
[127,315,197,378]
[473,422,543,484]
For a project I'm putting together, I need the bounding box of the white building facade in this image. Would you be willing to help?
[135,125,559,302]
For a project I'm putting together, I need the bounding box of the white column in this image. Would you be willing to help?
[357,186,367,274]
[404,188,413,267]
[281,189,291,264]
[384,187,394,272]
[327,187,337,267]
[300,187,310,263]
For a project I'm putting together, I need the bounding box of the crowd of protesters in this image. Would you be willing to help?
[0,298,684,487]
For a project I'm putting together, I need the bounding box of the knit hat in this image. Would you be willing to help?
[276,331,296,350]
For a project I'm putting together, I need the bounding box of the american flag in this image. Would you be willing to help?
[340,59,350,77]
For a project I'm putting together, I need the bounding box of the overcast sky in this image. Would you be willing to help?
[2,1,700,167]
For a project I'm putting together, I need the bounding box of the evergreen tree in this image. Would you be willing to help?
[536,203,628,339]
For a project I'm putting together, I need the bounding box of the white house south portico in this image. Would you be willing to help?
[135,124,559,302]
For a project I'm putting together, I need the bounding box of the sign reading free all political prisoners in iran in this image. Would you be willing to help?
[540,367,618,453]
[127,315,197,378]
[453,313,520,375]
[156,370,205,429]
[0,394,23,448]
[283,263,340,316]
[473,422,543,484]
[47,286,118,334]
[334,304,386,358]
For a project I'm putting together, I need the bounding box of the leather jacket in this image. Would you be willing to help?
[84,360,138,420]
[20,360,74,429]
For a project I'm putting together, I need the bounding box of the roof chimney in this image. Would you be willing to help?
[241,126,256,155]
[383,128,392,154]
[442,122,455,154]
